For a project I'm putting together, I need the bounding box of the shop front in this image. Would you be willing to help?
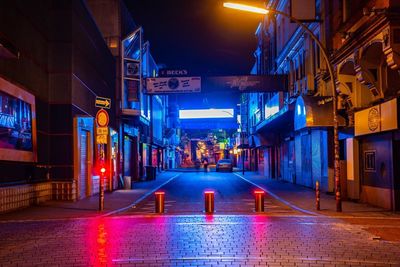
[354,98,400,210]
[294,96,346,192]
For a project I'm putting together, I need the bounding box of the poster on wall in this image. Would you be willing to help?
[0,77,36,162]
[0,90,33,151]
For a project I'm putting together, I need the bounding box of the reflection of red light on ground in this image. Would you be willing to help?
[205,214,214,223]
[87,218,109,266]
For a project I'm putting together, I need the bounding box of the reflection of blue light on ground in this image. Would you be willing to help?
[179,109,234,119]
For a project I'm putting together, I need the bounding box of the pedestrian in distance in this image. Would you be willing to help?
[202,158,208,173]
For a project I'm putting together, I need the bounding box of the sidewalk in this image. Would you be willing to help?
[237,171,400,218]
[0,172,180,221]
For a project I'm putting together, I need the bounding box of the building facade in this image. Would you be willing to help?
[87,0,172,183]
[0,0,174,213]
[245,0,400,211]
[0,0,116,212]
[330,0,400,210]
[246,0,337,192]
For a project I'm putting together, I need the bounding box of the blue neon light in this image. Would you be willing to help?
[179,109,234,119]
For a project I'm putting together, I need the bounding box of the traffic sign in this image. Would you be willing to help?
[95,96,111,109]
[97,127,108,135]
[96,134,107,144]
[96,109,109,127]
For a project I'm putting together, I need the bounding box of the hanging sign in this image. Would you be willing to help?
[145,77,201,94]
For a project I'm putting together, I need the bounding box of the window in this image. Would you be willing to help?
[364,150,376,172]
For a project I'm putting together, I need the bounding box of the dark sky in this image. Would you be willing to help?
[124,0,264,76]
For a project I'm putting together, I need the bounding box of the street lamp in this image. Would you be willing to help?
[224,2,342,212]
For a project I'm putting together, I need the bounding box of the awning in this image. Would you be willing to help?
[249,135,262,148]
[294,96,345,131]
[255,104,294,146]
[237,144,250,149]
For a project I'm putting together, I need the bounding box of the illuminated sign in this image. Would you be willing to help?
[0,77,36,162]
[159,69,189,77]
[146,77,201,94]
[179,109,234,119]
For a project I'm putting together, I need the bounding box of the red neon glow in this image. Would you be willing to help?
[254,190,265,194]
[204,191,215,194]
[155,191,165,195]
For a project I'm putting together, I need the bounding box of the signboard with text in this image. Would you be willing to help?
[204,75,287,93]
[355,98,398,136]
[159,69,189,77]
[146,77,201,94]
[95,109,109,145]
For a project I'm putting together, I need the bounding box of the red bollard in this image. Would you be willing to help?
[316,181,320,211]
[204,191,215,213]
[155,191,165,213]
[254,190,265,212]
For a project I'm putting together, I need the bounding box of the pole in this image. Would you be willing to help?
[316,180,321,211]
[149,95,153,167]
[99,144,105,211]
[242,133,245,175]
[263,8,341,212]
[240,95,245,175]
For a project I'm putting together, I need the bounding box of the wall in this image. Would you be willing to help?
[0,0,115,190]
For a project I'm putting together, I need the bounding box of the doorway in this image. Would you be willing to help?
[79,131,90,199]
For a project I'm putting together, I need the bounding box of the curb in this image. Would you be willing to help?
[101,173,181,217]
[234,173,320,216]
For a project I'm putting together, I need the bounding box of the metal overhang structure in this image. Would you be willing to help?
[144,75,288,95]
[294,96,346,131]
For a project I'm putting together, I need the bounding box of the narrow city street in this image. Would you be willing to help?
[2,0,400,266]
[124,171,297,215]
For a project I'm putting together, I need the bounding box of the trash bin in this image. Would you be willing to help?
[123,176,131,189]
[145,166,157,180]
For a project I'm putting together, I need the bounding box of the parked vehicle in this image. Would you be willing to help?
[216,159,233,172]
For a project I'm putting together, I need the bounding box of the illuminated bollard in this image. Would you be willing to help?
[316,181,320,211]
[254,190,265,212]
[155,191,165,213]
[204,191,215,213]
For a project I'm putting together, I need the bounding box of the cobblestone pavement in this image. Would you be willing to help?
[1,215,400,266]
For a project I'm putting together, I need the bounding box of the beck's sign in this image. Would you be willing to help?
[159,69,188,77]
[146,77,201,94]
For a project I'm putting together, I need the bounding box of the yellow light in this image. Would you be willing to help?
[223,2,269,15]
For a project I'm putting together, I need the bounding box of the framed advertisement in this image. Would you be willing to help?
[0,77,37,162]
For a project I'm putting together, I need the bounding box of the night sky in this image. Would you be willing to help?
[124,0,264,76]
